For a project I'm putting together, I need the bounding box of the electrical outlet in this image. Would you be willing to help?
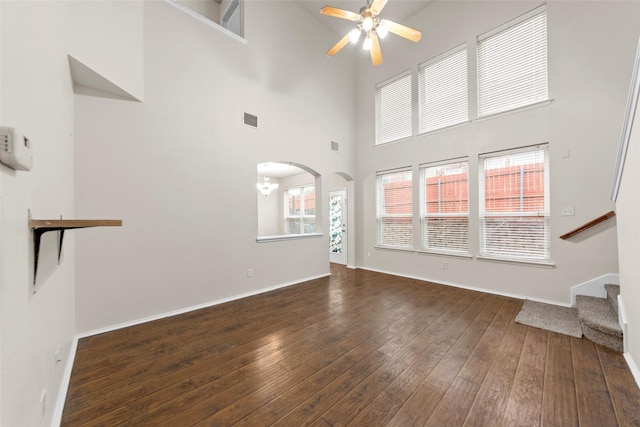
[442,261,448,269]
[247,268,253,278]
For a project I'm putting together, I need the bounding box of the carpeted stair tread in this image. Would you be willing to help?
[576,295,622,336]
[605,284,620,317]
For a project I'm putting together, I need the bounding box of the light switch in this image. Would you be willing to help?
[561,207,575,216]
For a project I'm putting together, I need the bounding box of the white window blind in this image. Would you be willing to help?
[284,185,316,234]
[376,169,413,248]
[419,47,468,134]
[477,6,547,117]
[375,71,412,145]
[420,160,469,254]
[479,145,550,261]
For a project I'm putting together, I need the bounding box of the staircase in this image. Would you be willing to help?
[576,284,623,352]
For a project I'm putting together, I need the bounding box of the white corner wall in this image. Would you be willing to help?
[617,73,640,381]
[354,1,640,304]
[73,1,356,332]
[0,1,143,425]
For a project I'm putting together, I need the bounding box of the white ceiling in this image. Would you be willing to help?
[295,0,434,37]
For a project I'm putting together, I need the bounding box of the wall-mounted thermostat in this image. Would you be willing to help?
[0,126,32,171]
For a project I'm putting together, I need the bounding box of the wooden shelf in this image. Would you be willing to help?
[29,219,122,230]
[29,217,122,284]
[30,219,122,229]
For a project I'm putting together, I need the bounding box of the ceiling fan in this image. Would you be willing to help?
[321,0,421,66]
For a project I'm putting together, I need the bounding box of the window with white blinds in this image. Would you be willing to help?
[284,185,316,234]
[420,160,469,254]
[375,71,412,145]
[479,145,550,261]
[376,169,413,248]
[419,47,468,134]
[477,6,548,117]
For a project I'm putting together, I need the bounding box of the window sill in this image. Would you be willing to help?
[477,255,555,268]
[375,245,415,253]
[417,250,473,259]
[256,233,324,243]
[476,99,553,122]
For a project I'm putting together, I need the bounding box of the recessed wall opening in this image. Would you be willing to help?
[256,162,321,241]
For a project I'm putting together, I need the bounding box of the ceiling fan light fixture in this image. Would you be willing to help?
[377,23,388,39]
[363,35,372,51]
[321,0,421,66]
[349,28,362,44]
[362,16,374,32]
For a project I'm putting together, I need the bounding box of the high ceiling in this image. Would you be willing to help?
[295,0,434,37]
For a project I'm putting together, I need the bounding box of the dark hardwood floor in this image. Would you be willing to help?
[62,265,640,426]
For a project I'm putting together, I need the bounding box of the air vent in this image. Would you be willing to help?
[331,141,339,151]
[243,112,258,128]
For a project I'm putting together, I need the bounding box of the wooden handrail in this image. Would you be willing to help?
[559,211,615,240]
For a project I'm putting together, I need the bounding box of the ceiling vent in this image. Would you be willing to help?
[331,141,339,151]
[243,112,258,128]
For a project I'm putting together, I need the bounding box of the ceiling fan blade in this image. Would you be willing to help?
[380,19,422,42]
[370,32,383,66]
[320,6,361,21]
[326,33,351,56]
[370,0,388,15]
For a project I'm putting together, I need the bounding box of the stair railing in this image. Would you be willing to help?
[559,211,616,240]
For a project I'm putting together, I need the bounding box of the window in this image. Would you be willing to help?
[477,6,547,117]
[420,160,469,254]
[284,185,315,234]
[419,46,468,133]
[376,169,413,248]
[375,71,412,145]
[479,145,550,262]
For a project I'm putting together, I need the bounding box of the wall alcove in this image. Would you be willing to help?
[256,162,321,242]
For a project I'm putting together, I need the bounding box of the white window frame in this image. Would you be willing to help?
[477,5,548,117]
[376,168,414,250]
[375,70,413,146]
[284,185,316,235]
[419,45,469,134]
[479,144,550,263]
[419,159,470,255]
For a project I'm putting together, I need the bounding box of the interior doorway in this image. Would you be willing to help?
[329,189,347,265]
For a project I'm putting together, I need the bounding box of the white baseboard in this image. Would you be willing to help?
[570,273,619,306]
[51,337,78,427]
[624,352,640,389]
[356,265,571,307]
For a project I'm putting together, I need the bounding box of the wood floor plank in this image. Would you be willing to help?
[389,294,500,426]
[597,344,640,426]
[541,332,579,427]
[572,336,618,427]
[462,306,528,427]
[60,265,640,426]
[501,326,548,426]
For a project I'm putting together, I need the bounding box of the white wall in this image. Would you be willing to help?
[257,175,281,236]
[354,1,640,304]
[74,0,356,332]
[0,1,142,425]
[617,75,640,377]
